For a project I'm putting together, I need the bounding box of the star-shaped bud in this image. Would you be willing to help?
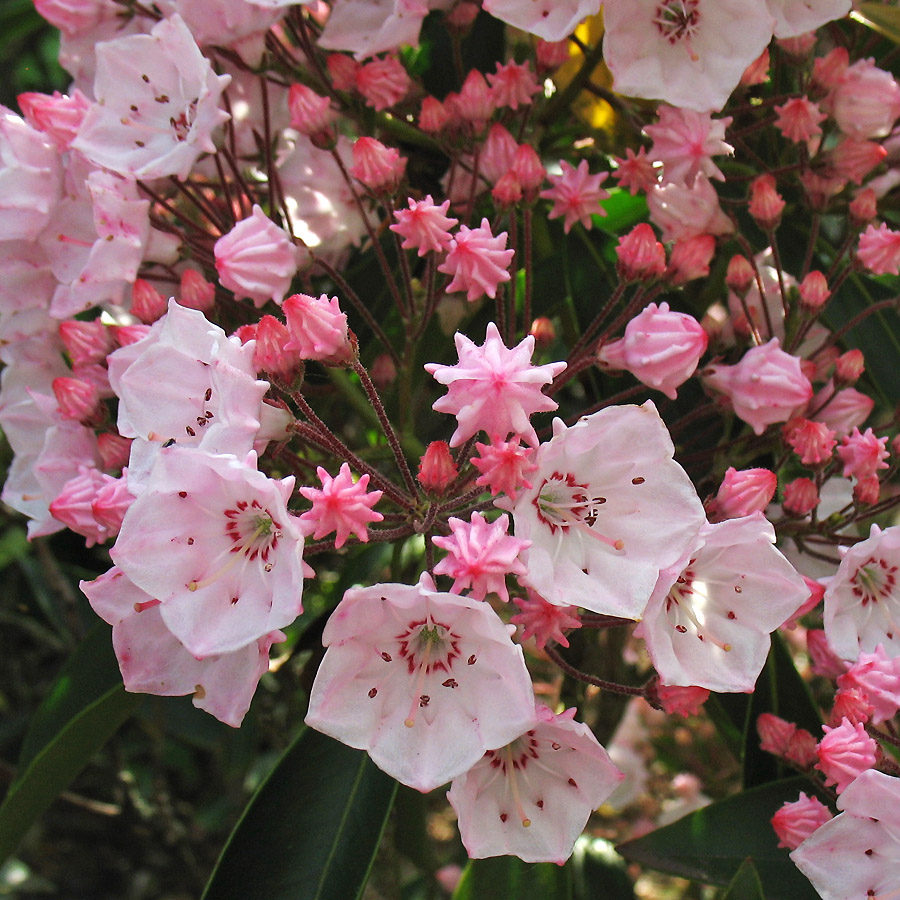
[298,463,383,549]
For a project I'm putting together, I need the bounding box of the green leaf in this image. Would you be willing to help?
[571,836,635,900]
[0,684,140,863]
[202,729,396,900]
[617,776,820,900]
[451,855,572,900]
[18,621,123,769]
[852,3,900,44]
[722,859,766,900]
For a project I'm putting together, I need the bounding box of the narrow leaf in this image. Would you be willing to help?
[852,3,900,44]
[202,729,396,900]
[617,776,820,900]
[451,855,571,900]
[722,859,766,900]
[0,684,140,863]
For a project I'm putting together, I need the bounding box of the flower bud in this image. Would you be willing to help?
[798,270,830,310]
[59,319,113,366]
[350,137,406,194]
[834,349,865,385]
[614,223,666,282]
[53,376,100,423]
[713,466,777,519]
[783,477,819,515]
[418,441,457,494]
[131,278,168,323]
[725,254,755,294]
[529,317,555,349]
[180,268,215,312]
[771,794,832,851]
[748,174,786,230]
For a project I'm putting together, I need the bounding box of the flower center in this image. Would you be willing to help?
[665,565,733,651]
[654,0,700,43]
[485,731,540,827]
[225,500,282,562]
[852,557,898,606]
[534,472,624,550]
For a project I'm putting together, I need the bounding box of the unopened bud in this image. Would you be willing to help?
[418,441,457,494]
[798,270,830,310]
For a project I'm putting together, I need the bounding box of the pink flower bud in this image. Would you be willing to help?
[667,234,716,284]
[53,376,100,423]
[418,96,450,133]
[798,270,830,310]
[713,466,777,519]
[781,576,825,630]
[58,319,113,366]
[774,96,826,144]
[288,83,337,142]
[849,188,878,226]
[757,712,797,756]
[491,171,522,207]
[456,70,495,128]
[652,683,710,718]
[837,427,889,481]
[480,124,518,185]
[771,794,832,850]
[17,88,90,150]
[529,317,555,349]
[535,38,571,71]
[253,315,301,379]
[807,628,848,679]
[131,278,168,324]
[810,383,873,437]
[91,474,134,537]
[350,137,406,193]
[828,138,887,185]
[327,53,359,92]
[782,418,836,466]
[853,474,881,506]
[110,323,152,347]
[777,32,817,58]
[704,339,813,435]
[97,432,132,470]
[834,349,865,385]
[830,687,874,728]
[49,467,109,546]
[214,205,298,307]
[487,60,541,111]
[812,46,849,93]
[614,223,666,282]
[179,268,215,312]
[283,292,353,365]
[417,441,458,494]
[511,144,546,199]
[390,195,458,256]
[470,437,537,501]
[355,56,411,112]
[370,353,397,389]
[597,301,707,400]
[816,718,878,793]
[725,254,755,294]
[749,174,786,230]
[783,477,819,515]
[785,729,819,769]
[838,645,900,725]
[740,48,769,86]
[832,59,900,140]
[858,222,900,275]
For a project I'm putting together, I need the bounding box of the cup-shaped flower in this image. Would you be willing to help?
[110,446,304,657]
[508,402,706,619]
[305,575,536,793]
[81,566,281,727]
[639,513,809,692]
[447,705,623,863]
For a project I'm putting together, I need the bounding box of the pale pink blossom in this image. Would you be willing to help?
[816,718,878,793]
[355,56,412,111]
[828,138,886,185]
[304,574,536,792]
[437,220,514,302]
[837,427,890,481]
[214,205,297,306]
[765,0,849,38]
[282,292,353,364]
[433,512,528,603]
[838,645,900,725]
[791,769,900,900]
[824,524,900,660]
[540,160,609,233]
[667,234,716,284]
[639,513,808,692]
[597,301,707,399]
[612,147,658,196]
[482,0,601,41]
[713,467,777,520]
[646,175,734,242]
[350,137,406,192]
[858,222,900,275]
[447,705,623,863]
[487,60,541,110]
[81,566,281,727]
[390,195,458,256]
[73,15,231,180]
[644,106,733,185]
[602,0,775,113]
[703,338,813,435]
[425,322,566,447]
[771,794,833,850]
[298,463,383,548]
[809,383,874,437]
[508,403,706,619]
[774,96,826,143]
[110,445,305,657]
[471,437,538,501]
[833,59,900,140]
[510,590,581,650]
[49,465,113,546]
[479,124,518,186]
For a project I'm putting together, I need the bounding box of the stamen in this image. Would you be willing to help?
[502,746,532,827]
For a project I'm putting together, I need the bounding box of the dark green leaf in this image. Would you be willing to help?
[0,684,140,863]
[617,776,820,900]
[571,836,635,900]
[18,621,122,769]
[722,859,765,900]
[451,855,571,900]
[202,729,396,900]
[852,3,900,44]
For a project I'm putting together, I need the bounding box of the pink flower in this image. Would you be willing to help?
[317,0,443,59]
[425,322,566,447]
[704,338,813,435]
[653,683,710,717]
[646,175,734,242]
[288,83,337,139]
[791,769,900,900]
[509,402,706,619]
[304,575,537,792]
[487,60,541,110]
[783,418,837,466]
[390,195,458,256]
[640,513,808,692]
[667,234,716,284]
[540,160,609,233]
[437,219,514,301]
[471,437,538,501]
[453,70,495,128]
[838,645,900,725]
[713,467,777,520]
[298,463,383,549]
[49,466,113,546]
[350,137,406,192]
[771,794,833,850]
[282,292,353,364]
[837,427,890,481]
[823,524,900,660]
[510,590,581,649]
[597,301,708,399]
[109,446,305,657]
[858,223,900,275]
[815,718,878,793]
[830,688,874,727]
[433,512,529,602]
[18,88,90,151]
[355,56,411,111]
[72,15,231,180]
[81,566,281,727]
[482,0,601,41]
[748,173,786,230]
[774,96,826,143]
[214,205,297,307]
[602,0,775,113]
[447,705,623,863]
[645,106,733,185]
[798,270,830,310]
[612,146,658,196]
[766,0,849,38]
[833,59,900,140]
